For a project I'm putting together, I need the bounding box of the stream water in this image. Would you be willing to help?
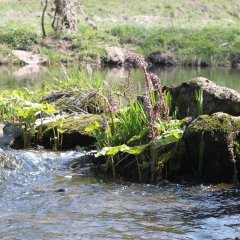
[0,66,240,239]
[1,65,240,91]
[0,149,240,239]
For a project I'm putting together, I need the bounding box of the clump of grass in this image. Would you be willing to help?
[86,52,185,182]
[44,67,106,92]
[195,87,204,116]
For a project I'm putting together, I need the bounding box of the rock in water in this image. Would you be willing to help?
[0,123,22,149]
[41,114,101,150]
[12,50,48,65]
[13,65,47,80]
[183,112,240,183]
[165,77,240,118]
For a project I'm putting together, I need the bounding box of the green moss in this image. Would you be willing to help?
[62,114,101,135]
[190,114,240,142]
[44,114,101,136]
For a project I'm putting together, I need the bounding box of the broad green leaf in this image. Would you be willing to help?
[122,144,149,155]
[95,144,128,158]
[28,127,38,135]
[155,130,182,148]
[171,130,181,139]
[44,104,58,115]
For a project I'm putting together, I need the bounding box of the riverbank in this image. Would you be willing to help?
[1,0,240,67]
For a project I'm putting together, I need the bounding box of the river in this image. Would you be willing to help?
[0,149,240,239]
[1,65,240,91]
[0,66,240,239]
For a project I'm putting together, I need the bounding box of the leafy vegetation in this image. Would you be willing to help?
[86,52,186,182]
[0,26,38,50]
[0,90,57,148]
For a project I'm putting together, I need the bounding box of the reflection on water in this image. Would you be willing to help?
[0,150,239,240]
[0,66,46,90]
[1,66,240,92]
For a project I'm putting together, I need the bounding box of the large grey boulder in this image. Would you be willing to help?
[165,77,240,118]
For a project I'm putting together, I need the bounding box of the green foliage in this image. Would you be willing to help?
[0,89,57,148]
[164,91,179,119]
[49,117,65,150]
[195,87,204,116]
[111,25,240,65]
[0,27,38,50]
[86,99,185,182]
[155,119,184,147]
[46,68,106,93]
[112,101,149,146]
[72,25,119,61]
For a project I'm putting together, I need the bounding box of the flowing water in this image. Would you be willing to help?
[0,149,240,239]
[0,66,240,239]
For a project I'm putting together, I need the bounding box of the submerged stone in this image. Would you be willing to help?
[0,148,23,170]
[182,112,240,183]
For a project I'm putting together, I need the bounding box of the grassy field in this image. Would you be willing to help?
[82,0,240,28]
[0,0,240,66]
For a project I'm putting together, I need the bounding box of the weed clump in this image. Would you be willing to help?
[86,52,185,182]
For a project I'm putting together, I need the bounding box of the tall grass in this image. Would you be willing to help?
[86,52,185,182]
[45,67,106,93]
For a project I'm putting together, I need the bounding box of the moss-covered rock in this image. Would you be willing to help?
[182,112,240,183]
[41,114,101,150]
[44,91,104,114]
